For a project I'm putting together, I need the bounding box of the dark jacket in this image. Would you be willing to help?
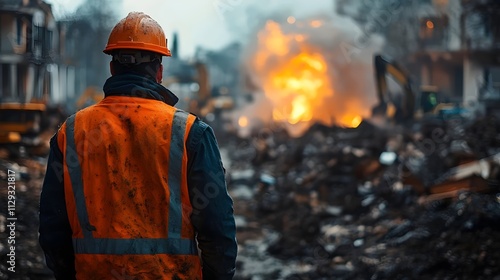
[39,73,237,279]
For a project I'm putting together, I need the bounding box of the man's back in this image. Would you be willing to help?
[40,12,236,279]
[57,96,200,278]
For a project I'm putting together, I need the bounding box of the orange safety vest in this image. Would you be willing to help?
[57,96,202,279]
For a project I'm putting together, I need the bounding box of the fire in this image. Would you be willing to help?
[255,21,332,125]
[341,115,363,128]
[270,53,328,124]
[259,21,290,57]
[250,19,369,135]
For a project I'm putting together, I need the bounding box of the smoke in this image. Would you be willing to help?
[220,0,334,44]
[224,0,384,137]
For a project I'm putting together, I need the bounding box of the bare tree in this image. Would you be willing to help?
[69,0,122,87]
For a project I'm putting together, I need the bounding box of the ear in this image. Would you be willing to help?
[156,64,163,84]
[110,61,116,76]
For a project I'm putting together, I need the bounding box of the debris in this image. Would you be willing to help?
[3,111,500,280]
[379,151,397,165]
[230,116,500,279]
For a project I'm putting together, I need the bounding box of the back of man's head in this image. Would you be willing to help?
[110,50,162,80]
[103,12,171,81]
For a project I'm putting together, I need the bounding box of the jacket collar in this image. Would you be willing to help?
[103,73,179,106]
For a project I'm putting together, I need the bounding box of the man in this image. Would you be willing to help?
[39,12,237,280]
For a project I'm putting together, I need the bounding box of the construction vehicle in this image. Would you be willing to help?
[0,102,46,145]
[0,0,69,152]
[0,85,102,152]
[372,54,466,122]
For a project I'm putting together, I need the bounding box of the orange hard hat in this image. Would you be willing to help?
[103,12,171,57]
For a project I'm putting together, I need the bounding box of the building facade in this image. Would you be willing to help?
[0,0,59,104]
[0,0,95,111]
[336,0,500,109]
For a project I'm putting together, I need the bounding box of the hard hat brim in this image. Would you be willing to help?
[104,41,171,57]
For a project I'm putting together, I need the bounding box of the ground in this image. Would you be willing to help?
[1,118,500,279]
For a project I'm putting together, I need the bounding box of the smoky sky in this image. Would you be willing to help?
[45,0,342,57]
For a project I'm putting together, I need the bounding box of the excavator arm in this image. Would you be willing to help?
[373,54,416,120]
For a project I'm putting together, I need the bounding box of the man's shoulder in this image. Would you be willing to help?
[187,114,210,138]
[170,107,208,130]
[185,114,214,152]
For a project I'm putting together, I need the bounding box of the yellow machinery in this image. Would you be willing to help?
[0,86,102,146]
[0,87,103,150]
[373,54,416,121]
[372,54,462,122]
[0,102,46,145]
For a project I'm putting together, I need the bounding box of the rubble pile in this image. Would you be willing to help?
[230,116,500,280]
[0,116,499,279]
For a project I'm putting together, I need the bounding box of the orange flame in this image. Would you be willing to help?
[251,20,366,132]
[270,53,329,124]
[341,115,363,128]
[255,21,333,125]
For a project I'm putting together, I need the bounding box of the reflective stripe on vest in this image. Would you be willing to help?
[66,114,95,238]
[65,110,197,255]
[167,110,187,239]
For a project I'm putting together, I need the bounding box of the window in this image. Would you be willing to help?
[33,25,42,46]
[46,30,52,52]
[16,17,22,45]
[419,15,449,48]
[33,24,43,57]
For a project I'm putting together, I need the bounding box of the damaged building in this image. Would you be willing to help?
[337,0,500,115]
[0,0,59,104]
[0,0,111,147]
[0,0,108,111]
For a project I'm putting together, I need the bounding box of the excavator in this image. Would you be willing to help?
[0,102,46,145]
[0,86,103,155]
[0,96,71,157]
[371,54,463,122]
